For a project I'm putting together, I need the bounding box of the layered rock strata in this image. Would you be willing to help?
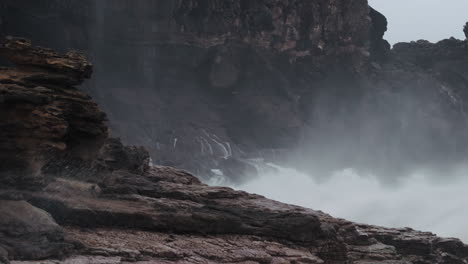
[0,37,107,188]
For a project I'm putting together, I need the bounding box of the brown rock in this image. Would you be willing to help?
[29,169,325,243]
[0,37,108,188]
[9,167,468,263]
[0,37,92,85]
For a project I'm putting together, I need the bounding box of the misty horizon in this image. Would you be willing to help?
[370,0,468,44]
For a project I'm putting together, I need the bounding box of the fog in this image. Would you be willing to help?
[369,0,468,44]
[231,163,468,242]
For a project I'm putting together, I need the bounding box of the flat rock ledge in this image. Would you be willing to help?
[2,166,468,264]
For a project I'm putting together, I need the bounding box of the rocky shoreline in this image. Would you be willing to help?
[1,36,468,264]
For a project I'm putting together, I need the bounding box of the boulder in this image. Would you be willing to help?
[0,200,73,262]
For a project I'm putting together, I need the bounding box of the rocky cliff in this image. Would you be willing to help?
[0,0,379,181]
[0,37,107,188]
[293,35,468,181]
[1,37,468,264]
[0,39,468,264]
[85,0,376,181]
[2,1,467,183]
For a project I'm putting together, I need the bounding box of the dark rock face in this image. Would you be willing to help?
[464,22,468,40]
[369,7,391,59]
[0,0,374,182]
[388,39,468,167]
[293,38,468,180]
[86,0,373,181]
[2,1,466,184]
[42,138,151,182]
[172,0,371,60]
[0,37,467,264]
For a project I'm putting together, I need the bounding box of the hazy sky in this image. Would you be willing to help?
[369,0,468,44]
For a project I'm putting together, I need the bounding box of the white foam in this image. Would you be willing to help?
[232,163,468,242]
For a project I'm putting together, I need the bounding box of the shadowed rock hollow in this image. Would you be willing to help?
[0,36,468,264]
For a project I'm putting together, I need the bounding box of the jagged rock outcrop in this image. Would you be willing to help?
[0,36,150,187]
[0,37,107,188]
[1,38,468,264]
[464,22,468,40]
[369,7,390,60]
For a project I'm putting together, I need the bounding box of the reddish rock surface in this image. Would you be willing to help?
[0,37,107,188]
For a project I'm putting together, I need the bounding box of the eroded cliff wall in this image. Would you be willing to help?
[1,1,468,183]
[0,0,375,181]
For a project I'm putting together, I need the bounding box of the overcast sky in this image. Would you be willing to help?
[368,0,468,44]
